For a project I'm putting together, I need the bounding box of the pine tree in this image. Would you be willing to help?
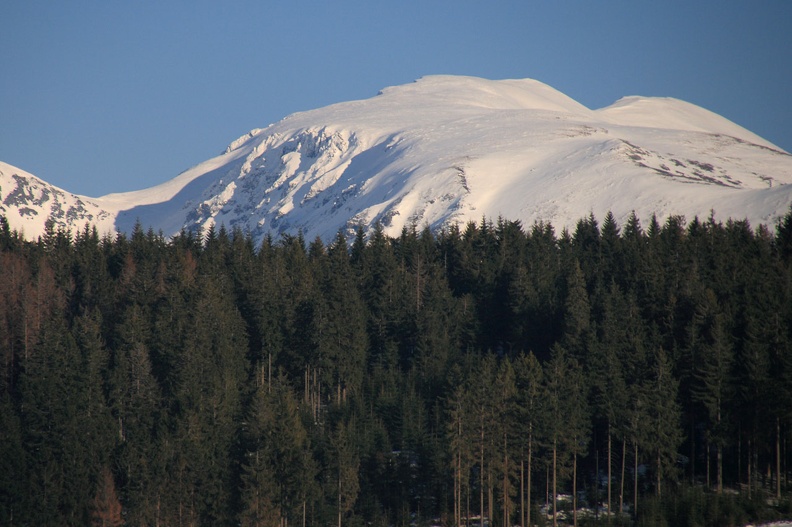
[561,260,591,361]
[468,354,497,527]
[565,355,589,527]
[413,262,459,398]
[776,203,792,262]
[320,231,368,403]
[357,222,401,370]
[332,419,360,527]
[108,304,163,526]
[21,312,96,524]
[571,213,601,284]
[543,344,589,527]
[513,352,544,527]
[625,381,647,520]
[735,311,771,496]
[239,374,316,526]
[599,211,623,285]
[690,292,733,493]
[0,390,25,524]
[494,358,518,527]
[446,377,470,527]
[588,283,630,520]
[645,347,683,498]
[171,273,249,525]
[0,251,31,398]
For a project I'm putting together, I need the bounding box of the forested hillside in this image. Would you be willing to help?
[2,209,792,526]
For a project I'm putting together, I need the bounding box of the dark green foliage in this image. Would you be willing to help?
[638,484,790,527]
[1,210,792,526]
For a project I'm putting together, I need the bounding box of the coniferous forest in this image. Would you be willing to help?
[2,209,792,527]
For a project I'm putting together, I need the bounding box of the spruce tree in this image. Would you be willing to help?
[589,282,630,520]
[513,352,544,527]
[543,344,589,527]
[560,259,591,361]
[331,419,360,527]
[645,347,683,498]
[690,292,733,493]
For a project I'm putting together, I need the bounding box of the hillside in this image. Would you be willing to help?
[2,75,791,242]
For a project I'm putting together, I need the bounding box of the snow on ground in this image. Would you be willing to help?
[596,95,782,150]
[3,75,792,243]
[0,160,117,240]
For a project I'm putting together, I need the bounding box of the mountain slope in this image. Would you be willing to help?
[3,75,791,242]
[0,161,116,239]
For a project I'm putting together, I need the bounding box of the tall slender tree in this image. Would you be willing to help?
[514,352,544,527]
[691,294,733,493]
[646,347,683,498]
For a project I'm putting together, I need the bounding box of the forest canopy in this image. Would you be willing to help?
[1,208,792,527]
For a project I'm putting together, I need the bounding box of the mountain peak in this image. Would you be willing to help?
[2,75,791,243]
[0,160,116,240]
[597,95,781,151]
[377,75,594,115]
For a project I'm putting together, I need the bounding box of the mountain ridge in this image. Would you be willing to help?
[1,75,790,242]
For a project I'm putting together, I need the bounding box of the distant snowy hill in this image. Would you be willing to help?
[0,161,116,239]
[2,75,791,242]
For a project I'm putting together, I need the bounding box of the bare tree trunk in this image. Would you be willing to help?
[459,450,463,527]
[480,426,485,527]
[453,410,461,527]
[717,443,723,494]
[453,455,458,527]
[527,433,532,527]
[337,467,342,527]
[633,442,639,520]
[467,482,471,527]
[690,412,696,485]
[748,438,753,498]
[573,449,578,527]
[503,432,509,527]
[778,417,782,499]
[520,460,525,527]
[706,439,711,490]
[738,430,742,493]
[552,439,557,527]
[785,430,789,493]
[607,427,612,524]
[716,405,722,494]
[656,451,662,498]
[488,468,493,527]
[620,438,626,516]
[595,438,599,524]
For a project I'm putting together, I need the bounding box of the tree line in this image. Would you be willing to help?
[1,208,792,526]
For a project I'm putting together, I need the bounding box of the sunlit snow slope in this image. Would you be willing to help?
[3,75,791,242]
[0,161,116,240]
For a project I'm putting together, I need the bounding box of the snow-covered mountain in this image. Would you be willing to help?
[0,161,116,239]
[2,75,791,242]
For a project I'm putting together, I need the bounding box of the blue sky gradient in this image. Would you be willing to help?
[2,1,790,196]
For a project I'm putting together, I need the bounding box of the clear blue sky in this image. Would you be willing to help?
[2,1,790,197]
